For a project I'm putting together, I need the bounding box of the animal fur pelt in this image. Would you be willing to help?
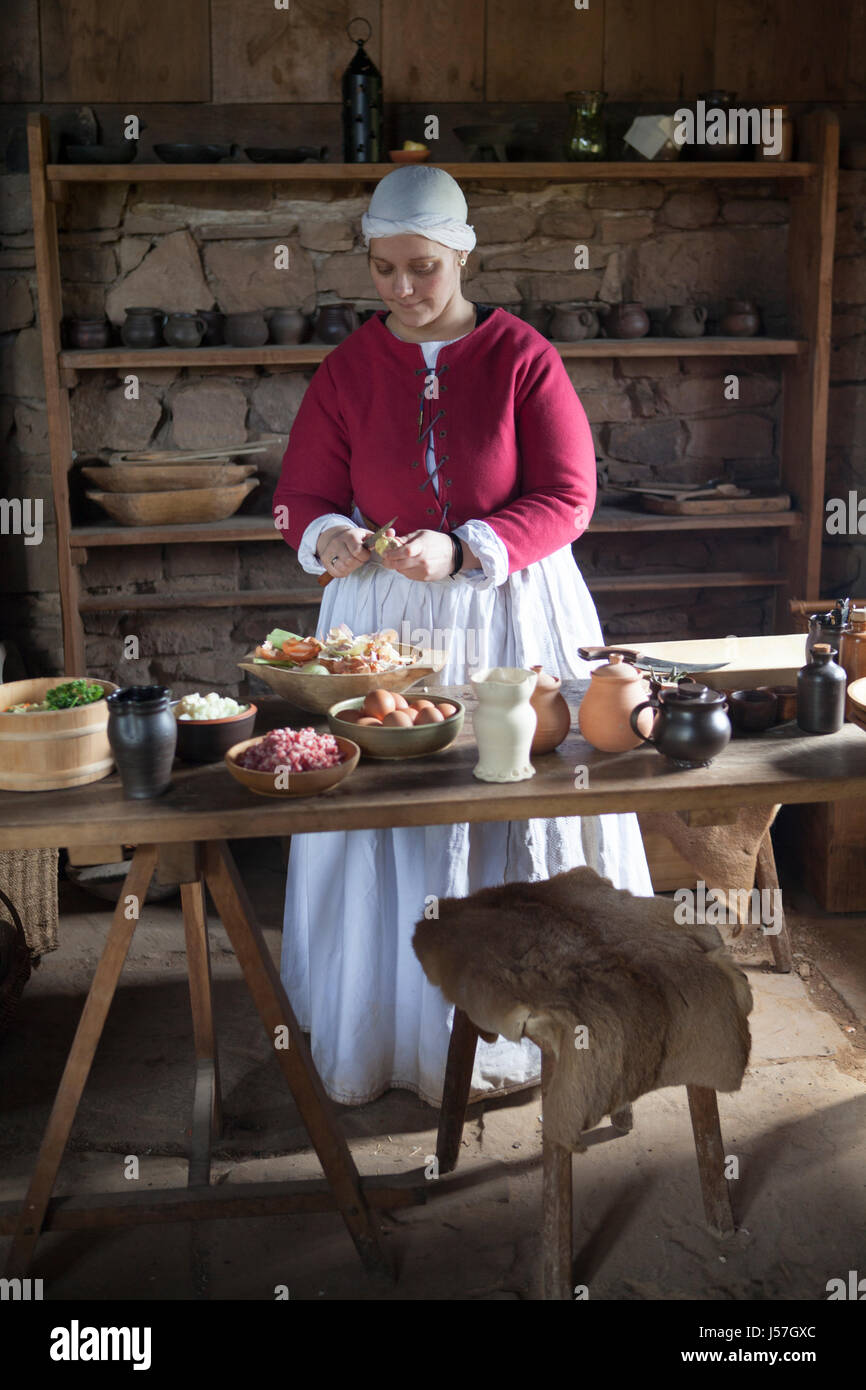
[413,866,753,1151]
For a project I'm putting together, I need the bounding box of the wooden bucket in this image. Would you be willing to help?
[0,677,119,791]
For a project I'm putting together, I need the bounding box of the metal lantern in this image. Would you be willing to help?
[342,16,383,163]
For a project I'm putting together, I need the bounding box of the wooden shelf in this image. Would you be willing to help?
[590,505,801,532]
[78,589,322,612]
[59,338,806,370]
[589,571,786,592]
[45,160,818,184]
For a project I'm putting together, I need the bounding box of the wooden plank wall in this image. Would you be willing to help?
[1,0,861,107]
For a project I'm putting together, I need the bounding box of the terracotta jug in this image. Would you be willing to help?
[666,304,708,337]
[578,654,653,752]
[528,666,571,753]
[604,302,650,339]
[719,299,761,336]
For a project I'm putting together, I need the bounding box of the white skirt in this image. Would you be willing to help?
[280,546,654,1107]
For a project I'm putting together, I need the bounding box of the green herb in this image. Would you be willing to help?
[44,680,105,710]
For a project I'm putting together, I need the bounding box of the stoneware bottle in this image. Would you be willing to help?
[107,686,177,798]
[470,667,538,782]
[577,653,653,752]
[528,665,571,754]
[796,644,846,734]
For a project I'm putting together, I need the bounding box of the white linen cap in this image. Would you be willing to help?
[361,165,476,254]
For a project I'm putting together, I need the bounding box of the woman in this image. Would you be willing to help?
[273,165,652,1108]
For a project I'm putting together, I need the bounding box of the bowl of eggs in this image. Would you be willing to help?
[327,689,464,759]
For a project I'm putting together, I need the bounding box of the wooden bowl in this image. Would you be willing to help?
[327,695,464,759]
[82,463,257,493]
[237,647,448,714]
[174,702,257,763]
[389,149,430,163]
[0,677,118,791]
[847,676,866,722]
[86,478,257,526]
[224,734,360,798]
[728,687,778,733]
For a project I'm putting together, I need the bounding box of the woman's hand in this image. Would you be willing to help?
[381,529,457,582]
[317,524,398,578]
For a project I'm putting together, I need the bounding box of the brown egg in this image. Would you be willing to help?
[337,708,363,724]
[382,709,414,728]
[436,702,458,719]
[364,689,396,718]
[404,706,420,723]
[408,698,436,713]
[415,705,445,725]
[357,715,383,727]
[391,692,409,710]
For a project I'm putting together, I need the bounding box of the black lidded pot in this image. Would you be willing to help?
[342,17,383,163]
[107,686,177,798]
[797,644,846,734]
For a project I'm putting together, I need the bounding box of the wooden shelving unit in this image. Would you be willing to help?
[27,112,839,670]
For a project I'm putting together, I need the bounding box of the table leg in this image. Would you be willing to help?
[755,829,794,973]
[5,845,157,1276]
[181,875,222,1186]
[686,1084,735,1236]
[436,1008,479,1174]
[541,1048,573,1301]
[201,840,392,1282]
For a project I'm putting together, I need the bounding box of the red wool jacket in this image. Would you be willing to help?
[273,304,597,575]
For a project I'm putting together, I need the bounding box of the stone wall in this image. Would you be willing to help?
[1,168,864,691]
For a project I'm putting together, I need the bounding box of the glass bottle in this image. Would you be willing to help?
[342,17,383,163]
[565,91,608,161]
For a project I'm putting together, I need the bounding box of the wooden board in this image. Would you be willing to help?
[44,160,817,183]
[40,0,210,102]
[642,493,791,515]
[1,683,865,851]
[0,0,40,102]
[382,0,483,102]
[604,0,715,101]
[486,0,603,101]
[210,0,380,104]
[713,0,850,102]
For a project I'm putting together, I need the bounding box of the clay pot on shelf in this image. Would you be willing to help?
[311,304,360,344]
[162,312,206,348]
[666,304,708,338]
[528,666,571,754]
[719,299,761,336]
[520,301,552,335]
[577,654,653,752]
[224,311,269,347]
[67,317,111,349]
[196,309,225,345]
[266,307,307,344]
[120,306,162,348]
[548,303,600,341]
[603,302,650,339]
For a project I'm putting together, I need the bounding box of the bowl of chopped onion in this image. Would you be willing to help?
[224,727,360,798]
[173,691,256,763]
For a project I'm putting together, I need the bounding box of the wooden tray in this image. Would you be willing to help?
[83,463,257,493]
[642,492,791,515]
[108,443,268,464]
[86,478,257,526]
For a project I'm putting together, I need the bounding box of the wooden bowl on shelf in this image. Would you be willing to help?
[224,734,360,798]
[82,463,257,493]
[0,677,118,791]
[237,648,448,714]
[85,478,257,526]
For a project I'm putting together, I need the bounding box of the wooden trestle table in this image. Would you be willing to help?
[2,685,866,1286]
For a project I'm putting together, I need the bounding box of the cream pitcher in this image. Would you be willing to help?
[470,667,538,782]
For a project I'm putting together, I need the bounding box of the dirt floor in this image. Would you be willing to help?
[1,837,864,1302]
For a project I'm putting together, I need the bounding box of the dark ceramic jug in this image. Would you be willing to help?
[107,686,177,799]
[604,302,650,339]
[68,317,112,349]
[266,307,307,344]
[520,301,552,335]
[629,681,731,767]
[162,312,206,348]
[121,307,162,348]
[797,645,846,734]
[719,299,761,336]
[666,305,708,337]
[548,303,600,341]
[311,304,360,344]
[196,309,225,345]
[224,311,269,347]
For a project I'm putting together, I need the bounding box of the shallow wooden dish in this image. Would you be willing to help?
[237,647,447,714]
[224,734,360,798]
[0,677,118,791]
[848,677,866,723]
[83,463,257,493]
[86,478,257,526]
[327,695,464,759]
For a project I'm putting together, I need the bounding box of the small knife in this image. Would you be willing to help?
[361,516,399,552]
[578,645,729,674]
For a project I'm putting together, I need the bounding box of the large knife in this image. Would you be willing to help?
[578,644,730,674]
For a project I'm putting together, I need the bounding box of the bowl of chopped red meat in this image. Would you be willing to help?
[224,726,360,798]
